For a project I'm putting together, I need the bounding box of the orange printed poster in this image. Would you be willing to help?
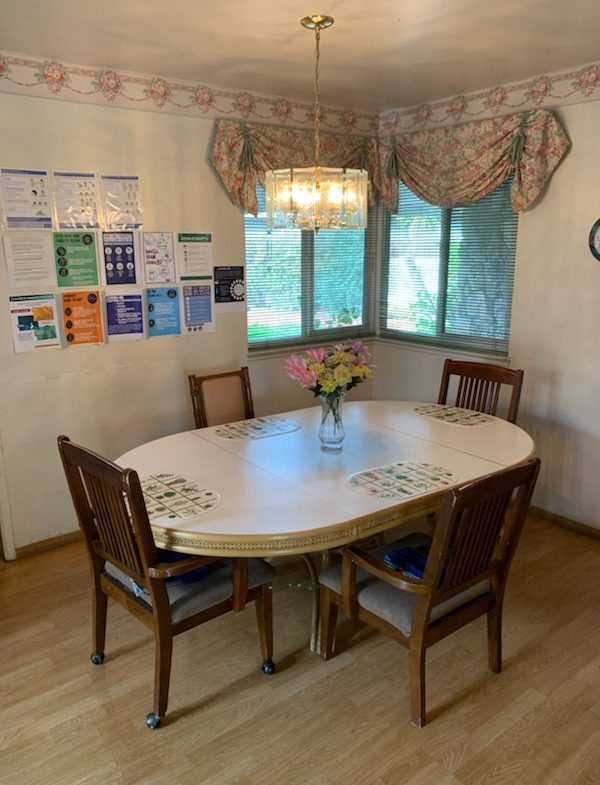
[62,290,104,345]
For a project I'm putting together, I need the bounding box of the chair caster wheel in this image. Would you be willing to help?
[90,652,105,665]
[261,658,276,675]
[146,712,162,729]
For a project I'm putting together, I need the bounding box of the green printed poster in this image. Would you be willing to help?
[53,231,99,287]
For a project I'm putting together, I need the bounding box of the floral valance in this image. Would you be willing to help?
[210,109,569,216]
[377,109,570,212]
[210,119,379,216]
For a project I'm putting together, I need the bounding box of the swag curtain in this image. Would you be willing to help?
[209,120,379,217]
[210,109,569,215]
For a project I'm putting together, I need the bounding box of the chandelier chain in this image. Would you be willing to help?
[314,26,321,168]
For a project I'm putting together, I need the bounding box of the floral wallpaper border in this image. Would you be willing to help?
[1,49,599,135]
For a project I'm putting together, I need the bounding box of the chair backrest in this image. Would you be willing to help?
[437,359,524,423]
[58,435,158,585]
[188,366,254,428]
[423,458,540,612]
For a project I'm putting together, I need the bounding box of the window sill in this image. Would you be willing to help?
[374,335,511,365]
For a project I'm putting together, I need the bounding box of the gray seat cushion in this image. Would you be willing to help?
[104,558,275,625]
[319,533,489,637]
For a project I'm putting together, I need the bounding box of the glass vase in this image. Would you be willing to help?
[319,393,345,450]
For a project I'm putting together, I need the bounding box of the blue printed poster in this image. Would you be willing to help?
[105,290,144,342]
[182,284,214,333]
[147,287,180,338]
[102,231,138,285]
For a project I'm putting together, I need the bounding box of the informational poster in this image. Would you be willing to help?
[177,233,213,281]
[53,171,101,229]
[100,174,143,229]
[147,287,181,338]
[106,290,144,342]
[53,231,99,287]
[214,265,245,304]
[182,284,215,333]
[0,168,53,229]
[102,231,138,285]
[8,293,60,353]
[62,290,104,345]
[3,233,55,287]
[142,231,176,283]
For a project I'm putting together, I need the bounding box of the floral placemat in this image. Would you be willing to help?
[141,474,220,519]
[213,416,301,441]
[348,461,457,499]
[414,404,492,426]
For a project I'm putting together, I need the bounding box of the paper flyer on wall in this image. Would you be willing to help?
[142,231,176,283]
[62,290,104,345]
[101,231,138,285]
[53,231,99,287]
[182,284,215,333]
[53,171,101,229]
[100,174,143,229]
[106,290,144,342]
[8,293,61,353]
[3,233,55,287]
[1,168,53,229]
[177,233,213,281]
[214,265,245,313]
[147,287,181,338]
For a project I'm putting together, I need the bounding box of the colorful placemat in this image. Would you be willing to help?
[141,474,220,520]
[213,416,301,441]
[348,461,457,499]
[414,404,492,426]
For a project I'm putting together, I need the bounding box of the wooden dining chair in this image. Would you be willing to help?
[319,458,540,727]
[188,366,254,428]
[437,358,524,423]
[57,435,275,729]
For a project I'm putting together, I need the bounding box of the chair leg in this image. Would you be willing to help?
[409,643,427,727]
[90,586,107,665]
[146,629,173,729]
[255,584,276,675]
[487,603,503,674]
[319,586,338,660]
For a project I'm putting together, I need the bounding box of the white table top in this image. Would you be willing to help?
[116,401,534,557]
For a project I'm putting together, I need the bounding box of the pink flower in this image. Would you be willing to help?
[145,78,171,107]
[526,76,552,105]
[416,104,432,125]
[0,57,7,79]
[574,65,600,97]
[306,347,328,363]
[274,98,292,121]
[448,96,467,121]
[193,86,215,112]
[485,87,507,113]
[285,355,317,388]
[94,70,122,101]
[340,109,357,128]
[234,92,255,117]
[35,60,69,94]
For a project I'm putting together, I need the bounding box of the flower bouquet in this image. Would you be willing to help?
[285,340,374,450]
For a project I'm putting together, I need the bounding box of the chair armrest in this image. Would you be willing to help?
[343,547,433,595]
[147,555,216,579]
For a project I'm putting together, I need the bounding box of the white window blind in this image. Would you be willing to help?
[245,185,374,348]
[381,178,518,354]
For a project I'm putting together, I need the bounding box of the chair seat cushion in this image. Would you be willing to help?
[104,558,275,624]
[319,532,489,637]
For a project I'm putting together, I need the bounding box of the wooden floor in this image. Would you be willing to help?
[2,514,600,785]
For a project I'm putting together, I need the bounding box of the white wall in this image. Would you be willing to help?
[0,93,252,551]
[373,100,600,529]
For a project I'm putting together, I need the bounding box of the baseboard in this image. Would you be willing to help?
[15,530,83,558]
[529,505,600,541]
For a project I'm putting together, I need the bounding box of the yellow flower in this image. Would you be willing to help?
[320,373,338,393]
[333,364,352,386]
[307,361,326,376]
[352,364,373,378]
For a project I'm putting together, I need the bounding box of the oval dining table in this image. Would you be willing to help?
[117,400,535,650]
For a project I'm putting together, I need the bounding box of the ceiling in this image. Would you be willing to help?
[1,0,599,112]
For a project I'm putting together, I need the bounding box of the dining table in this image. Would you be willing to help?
[116,400,535,650]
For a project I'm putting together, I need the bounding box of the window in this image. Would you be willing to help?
[244,186,375,348]
[380,178,518,354]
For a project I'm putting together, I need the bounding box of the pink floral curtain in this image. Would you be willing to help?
[377,109,570,212]
[210,120,379,216]
[210,109,569,215]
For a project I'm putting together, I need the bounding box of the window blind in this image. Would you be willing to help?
[381,178,518,354]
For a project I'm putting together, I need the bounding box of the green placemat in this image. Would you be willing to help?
[414,404,492,425]
[214,416,301,440]
[348,461,456,499]
[141,474,220,520]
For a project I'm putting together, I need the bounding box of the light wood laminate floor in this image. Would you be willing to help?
[2,514,600,785]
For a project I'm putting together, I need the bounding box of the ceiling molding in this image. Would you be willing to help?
[1,49,599,137]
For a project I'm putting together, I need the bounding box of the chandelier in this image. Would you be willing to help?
[265,15,368,231]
